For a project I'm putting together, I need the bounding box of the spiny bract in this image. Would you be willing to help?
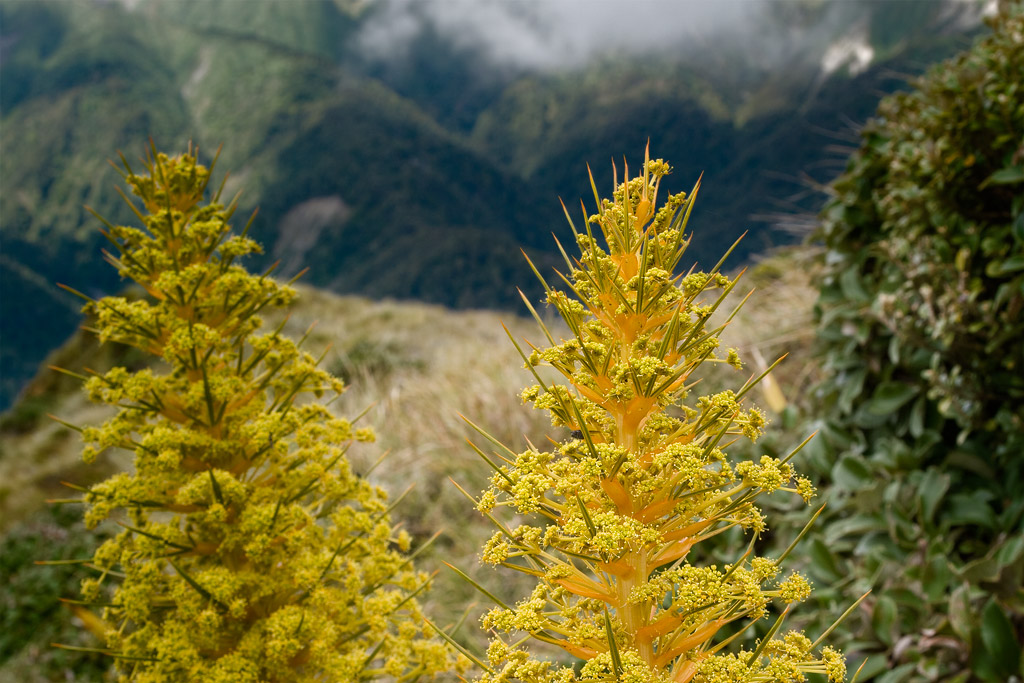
[62,147,458,683]
[467,151,847,683]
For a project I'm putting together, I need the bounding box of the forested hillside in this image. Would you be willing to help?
[0,0,982,407]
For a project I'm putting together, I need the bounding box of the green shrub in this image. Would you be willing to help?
[56,146,459,682]
[0,506,112,681]
[809,8,1024,681]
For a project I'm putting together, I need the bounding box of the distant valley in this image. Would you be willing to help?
[0,0,985,408]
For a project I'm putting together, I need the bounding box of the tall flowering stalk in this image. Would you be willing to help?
[53,147,456,682]
[456,151,854,683]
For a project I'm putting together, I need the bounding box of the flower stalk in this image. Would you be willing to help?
[56,145,458,682]
[465,149,849,683]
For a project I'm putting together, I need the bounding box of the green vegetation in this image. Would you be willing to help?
[808,8,1024,681]
[1,507,112,683]
[51,148,457,681]
[0,0,979,410]
[0,0,545,409]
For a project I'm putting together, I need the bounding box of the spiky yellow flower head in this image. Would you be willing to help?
[59,145,459,682]
[463,148,846,683]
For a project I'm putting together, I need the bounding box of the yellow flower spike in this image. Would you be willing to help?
[464,152,850,683]
[54,146,460,682]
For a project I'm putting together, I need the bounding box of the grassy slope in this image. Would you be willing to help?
[0,247,819,679]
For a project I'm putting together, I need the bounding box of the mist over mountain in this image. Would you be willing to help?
[356,0,760,71]
[356,0,985,71]
[0,0,988,409]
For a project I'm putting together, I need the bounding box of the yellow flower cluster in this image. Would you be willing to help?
[466,150,846,682]
[62,147,459,682]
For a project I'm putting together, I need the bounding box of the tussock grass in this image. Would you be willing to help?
[0,247,819,677]
[268,288,566,658]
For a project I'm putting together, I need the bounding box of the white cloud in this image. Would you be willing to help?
[356,0,988,76]
[357,0,767,70]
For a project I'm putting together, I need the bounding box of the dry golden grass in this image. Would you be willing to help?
[0,245,820,675]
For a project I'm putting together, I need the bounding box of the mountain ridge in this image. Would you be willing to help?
[0,0,985,408]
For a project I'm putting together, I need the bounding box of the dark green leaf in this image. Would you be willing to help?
[982,166,1024,186]
[986,255,1024,277]
[831,454,874,491]
[945,491,997,529]
[908,396,927,439]
[980,599,1021,679]
[866,382,918,415]
[995,534,1024,569]
[875,662,916,683]
[839,266,871,303]
[960,556,1002,584]
[853,656,890,681]
[838,368,867,414]
[922,555,953,603]
[918,468,950,525]
[824,515,886,544]
[945,451,996,480]
[887,335,901,364]
[808,537,843,583]
[871,595,898,646]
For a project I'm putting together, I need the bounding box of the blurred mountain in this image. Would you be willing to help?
[0,0,985,408]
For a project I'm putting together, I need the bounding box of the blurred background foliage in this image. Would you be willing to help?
[0,506,113,683]
[799,8,1024,683]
